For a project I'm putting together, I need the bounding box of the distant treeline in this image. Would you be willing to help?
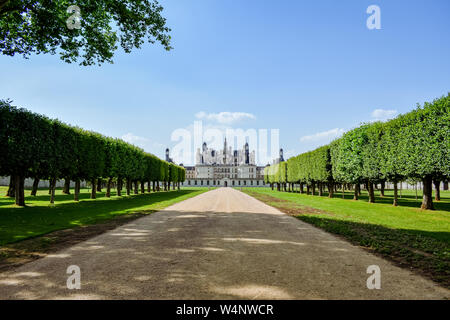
[0,100,185,206]
[265,94,450,210]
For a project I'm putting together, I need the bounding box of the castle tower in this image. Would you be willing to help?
[223,138,227,164]
[245,142,250,164]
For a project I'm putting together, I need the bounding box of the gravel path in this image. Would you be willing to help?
[0,188,448,299]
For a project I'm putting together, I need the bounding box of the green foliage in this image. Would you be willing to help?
[0,100,185,203]
[331,125,368,183]
[270,93,449,209]
[0,0,172,66]
[285,145,332,184]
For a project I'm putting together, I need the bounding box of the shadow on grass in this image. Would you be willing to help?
[296,215,450,288]
[0,189,201,245]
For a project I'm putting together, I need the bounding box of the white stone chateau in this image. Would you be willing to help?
[170,139,268,188]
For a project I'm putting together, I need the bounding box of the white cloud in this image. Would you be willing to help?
[300,128,346,143]
[121,133,163,152]
[122,133,149,145]
[371,109,398,121]
[283,149,297,160]
[195,111,256,124]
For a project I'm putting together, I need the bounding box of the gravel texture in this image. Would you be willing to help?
[0,188,448,299]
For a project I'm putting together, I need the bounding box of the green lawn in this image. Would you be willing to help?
[0,186,208,245]
[243,187,450,288]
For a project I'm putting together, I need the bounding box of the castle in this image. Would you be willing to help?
[168,140,276,188]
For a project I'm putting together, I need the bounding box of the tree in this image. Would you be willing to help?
[0,0,172,66]
[361,122,385,203]
[332,125,375,201]
[396,95,450,209]
[1,101,176,206]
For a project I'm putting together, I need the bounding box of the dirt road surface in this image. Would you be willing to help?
[0,188,448,299]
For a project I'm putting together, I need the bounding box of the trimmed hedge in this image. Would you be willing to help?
[265,94,450,209]
[0,100,185,206]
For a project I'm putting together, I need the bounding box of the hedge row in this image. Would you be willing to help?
[265,94,450,210]
[0,100,185,206]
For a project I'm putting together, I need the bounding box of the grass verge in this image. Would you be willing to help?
[242,187,450,289]
[0,187,208,270]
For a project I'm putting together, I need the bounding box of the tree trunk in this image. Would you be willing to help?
[147,181,151,193]
[7,176,16,197]
[97,178,102,192]
[380,181,385,197]
[126,179,131,196]
[141,181,145,194]
[342,184,345,199]
[300,183,304,194]
[353,184,359,200]
[328,182,334,198]
[443,181,449,191]
[74,179,80,201]
[134,180,139,195]
[63,178,71,194]
[91,179,97,199]
[318,182,323,196]
[50,178,56,204]
[393,182,398,206]
[117,178,122,197]
[421,176,434,210]
[178,182,181,190]
[106,178,112,198]
[306,184,310,195]
[311,181,316,196]
[14,175,25,206]
[368,181,375,203]
[31,178,40,196]
[157,181,160,192]
[433,180,440,201]
[153,181,156,192]
[271,183,274,190]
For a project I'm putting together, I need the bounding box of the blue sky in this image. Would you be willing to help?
[1,0,449,165]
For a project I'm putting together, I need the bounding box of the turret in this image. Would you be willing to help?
[165,148,170,162]
[245,142,250,164]
[279,148,284,162]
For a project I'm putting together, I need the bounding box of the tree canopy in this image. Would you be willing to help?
[265,93,450,210]
[0,0,172,65]
[0,100,184,206]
